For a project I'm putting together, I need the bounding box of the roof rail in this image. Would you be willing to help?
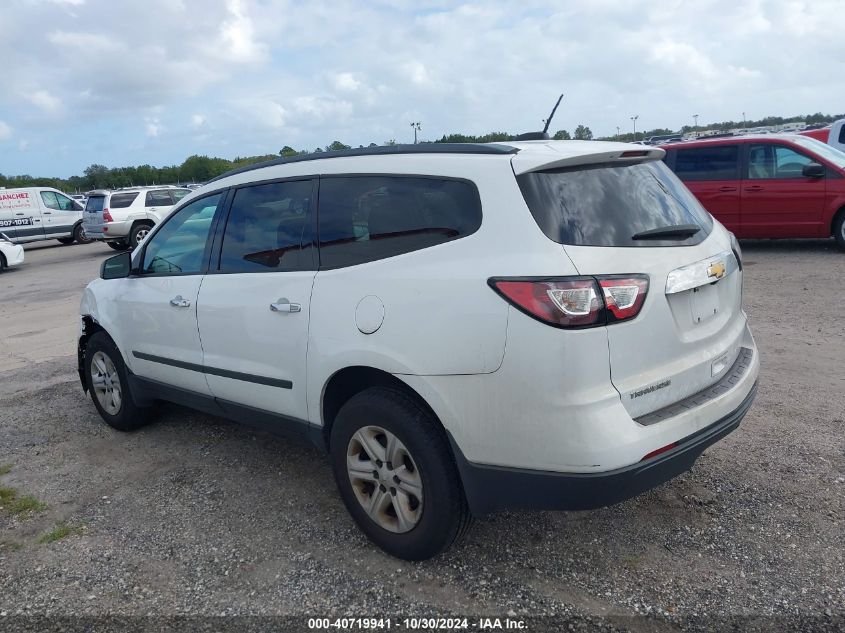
[207,143,519,183]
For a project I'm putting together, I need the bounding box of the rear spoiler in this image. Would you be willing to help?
[510,142,665,176]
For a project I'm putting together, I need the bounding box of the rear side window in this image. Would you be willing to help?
[145,190,173,206]
[318,176,481,269]
[110,192,139,208]
[85,196,105,212]
[219,179,315,273]
[673,146,739,181]
[517,160,713,247]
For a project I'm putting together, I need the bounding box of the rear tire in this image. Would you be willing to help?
[330,387,472,560]
[833,211,845,252]
[73,223,92,244]
[0,252,6,272]
[84,332,153,431]
[129,222,153,250]
[107,240,129,251]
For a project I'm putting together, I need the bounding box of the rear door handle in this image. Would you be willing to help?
[744,185,764,192]
[718,186,738,192]
[170,295,191,308]
[270,298,301,313]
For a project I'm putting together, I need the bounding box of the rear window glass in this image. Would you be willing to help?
[517,160,713,247]
[672,146,739,181]
[110,192,139,208]
[318,176,482,269]
[85,196,105,212]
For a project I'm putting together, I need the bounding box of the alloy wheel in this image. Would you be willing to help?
[90,351,122,415]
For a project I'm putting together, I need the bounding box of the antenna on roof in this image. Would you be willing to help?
[542,94,564,135]
[515,93,564,141]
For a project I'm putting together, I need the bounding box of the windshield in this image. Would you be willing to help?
[791,136,845,169]
[517,160,713,247]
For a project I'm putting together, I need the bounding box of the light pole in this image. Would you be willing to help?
[616,126,620,140]
[693,114,699,135]
[410,121,421,144]
[630,115,639,141]
[742,112,746,129]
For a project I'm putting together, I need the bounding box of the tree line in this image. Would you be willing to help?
[1,112,840,193]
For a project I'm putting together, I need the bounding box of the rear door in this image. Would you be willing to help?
[741,141,827,237]
[145,189,176,223]
[667,144,741,233]
[196,178,317,421]
[516,159,746,420]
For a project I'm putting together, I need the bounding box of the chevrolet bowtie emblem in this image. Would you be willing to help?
[707,261,726,279]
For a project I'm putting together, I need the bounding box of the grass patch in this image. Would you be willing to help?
[0,540,22,552]
[38,522,83,544]
[0,464,11,476]
[0,486,47,515]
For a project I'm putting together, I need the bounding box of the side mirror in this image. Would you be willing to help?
[802,162,825,178]
[100,251,133,280]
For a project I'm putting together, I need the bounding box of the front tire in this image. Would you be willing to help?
[129,222,153,250]
[57,237,75,245]
[84,332,152,431]
[833,210,845,252]
[330,387,472,560]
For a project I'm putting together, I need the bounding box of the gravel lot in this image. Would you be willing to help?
[0,239,843,630]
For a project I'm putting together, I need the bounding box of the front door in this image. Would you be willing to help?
[197,178,317,421]
[115,192,226,395]
[39,190,81,237]
[741,142,827,238]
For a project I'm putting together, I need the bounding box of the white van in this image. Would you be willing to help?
[0,187,89,245]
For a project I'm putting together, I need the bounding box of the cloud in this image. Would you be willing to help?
[28,89,63,114]
[0,121,12,140]
[145,117,162,138]
[333,72,362,92]
[191,114,206,128]
[218,0,267,63]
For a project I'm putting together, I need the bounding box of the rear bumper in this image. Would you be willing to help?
[85,219,131,240]
[451,381,757,515]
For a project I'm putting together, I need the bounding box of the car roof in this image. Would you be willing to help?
[208,140,665,184]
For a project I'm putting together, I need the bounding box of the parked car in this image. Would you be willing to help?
[0,187,89,245]
[661,134,845,250]
[799,118,845,153]
[0,232,25,271]
[82,187,192,250]
[78,142,759,560]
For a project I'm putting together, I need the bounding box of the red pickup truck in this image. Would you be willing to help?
[661,134,845,250]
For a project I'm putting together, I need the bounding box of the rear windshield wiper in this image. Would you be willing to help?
[632,224,701,240]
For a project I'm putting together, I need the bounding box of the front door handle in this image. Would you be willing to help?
[42,211,52,215]
[170,295,191,308]
[744,185,764,192]
[718,186,738,192]
[270,298,301,313]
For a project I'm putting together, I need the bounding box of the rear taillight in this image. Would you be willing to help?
[489,275,648,329]
[103,208,113,223]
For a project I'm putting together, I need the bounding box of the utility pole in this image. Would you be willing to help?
[410,121,421,144]
[630,115,639,141]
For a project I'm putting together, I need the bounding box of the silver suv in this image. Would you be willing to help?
[83,187,191,250]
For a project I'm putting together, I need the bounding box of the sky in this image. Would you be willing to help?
[0,0,843,178]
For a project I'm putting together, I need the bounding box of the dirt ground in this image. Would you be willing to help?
[0,239,842,631]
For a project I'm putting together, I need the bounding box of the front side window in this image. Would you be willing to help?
[748,144,815,179]
[518,160,713,247]
[141,193,222,275]
[219,179,315,273]
[145,190,173,207]
[673,146,739,181]
[318,176,482,269]
[54,193,76,210]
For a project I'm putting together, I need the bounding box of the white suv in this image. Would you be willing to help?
[82,187,191,250]
[78,142,759,560]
